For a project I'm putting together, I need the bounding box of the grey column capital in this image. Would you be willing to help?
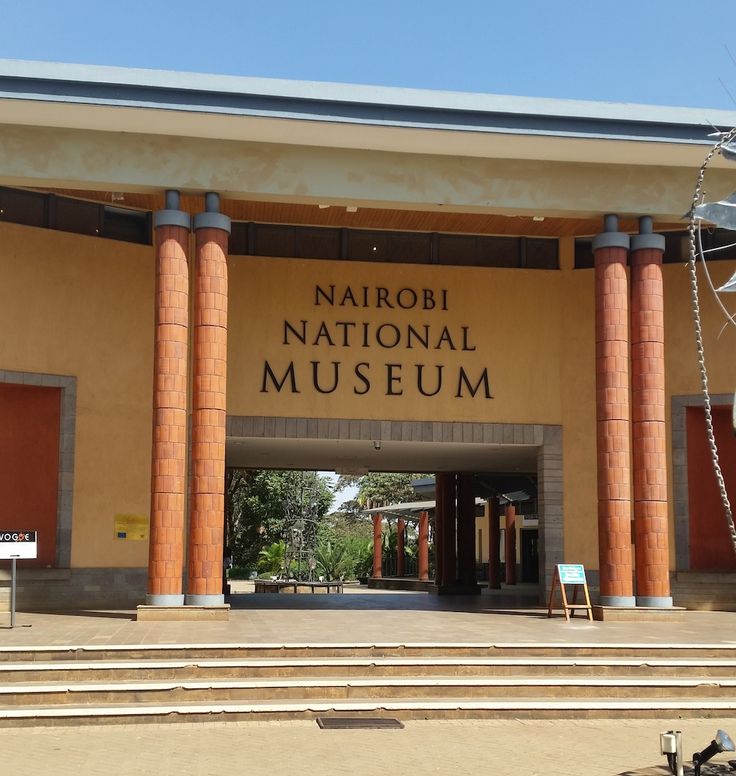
[631,233,666,251]
[631,214,665,252]
[592,213,630,252]
[194,191,231,234]
[193,211,231,233]
[592,232,630,251]
[154,189,191,230]
[153,209,191,230]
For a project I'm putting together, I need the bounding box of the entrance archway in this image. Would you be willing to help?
[226,414,562,601]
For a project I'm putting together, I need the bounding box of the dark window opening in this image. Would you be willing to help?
[296,227,340,260]
[102,207,151,244]
[51,196,103,236]
[0,187,46,227]
[0,186,151,245]
[524,238,559,269]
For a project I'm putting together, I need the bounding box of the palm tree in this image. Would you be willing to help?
[257,541,286,576]
[314,540,354,581]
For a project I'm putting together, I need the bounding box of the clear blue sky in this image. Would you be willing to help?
[1,0,735,109]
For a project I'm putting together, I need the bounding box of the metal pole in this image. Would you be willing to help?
[10,556,17,629]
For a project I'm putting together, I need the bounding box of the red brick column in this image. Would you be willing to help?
[147,191,191,606]
[396,517,406,577]
[186,194,231,606]
[504,503,517,585]
[593,214,635,607]
[372,513,383,578]
[487,498,501,589]
[631,217,672,607]
[418,510,429,582]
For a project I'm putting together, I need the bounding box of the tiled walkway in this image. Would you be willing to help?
[2,586,736,648]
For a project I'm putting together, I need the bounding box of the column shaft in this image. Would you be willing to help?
[372,513,383,578]
[631,224,672,607]
[593,216,635,606]
[186,213,230,605]
[504,504,517,585]
[436,473,457,589]
[433,474,445,585]
[147,212,189,606]
[418,511,429,582]
[397,517,406,577]
[488,498,501,589]
[456,474,477,587]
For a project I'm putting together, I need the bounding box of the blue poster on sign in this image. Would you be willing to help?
[557,564,586,585]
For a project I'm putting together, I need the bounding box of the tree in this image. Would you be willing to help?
[335,472,429,508]
[226,469,334,572]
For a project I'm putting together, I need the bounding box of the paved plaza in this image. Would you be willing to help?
[2,585,735,648]
[4,716,736,776]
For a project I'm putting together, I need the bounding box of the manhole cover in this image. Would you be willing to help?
[316,717,404,730]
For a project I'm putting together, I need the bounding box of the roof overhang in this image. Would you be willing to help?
[1,59,735,168]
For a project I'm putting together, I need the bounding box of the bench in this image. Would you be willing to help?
[253,580,344,594]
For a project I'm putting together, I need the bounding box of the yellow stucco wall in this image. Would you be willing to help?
[1,220,734,573]
[228,256,563,423]
[0,222,153,568]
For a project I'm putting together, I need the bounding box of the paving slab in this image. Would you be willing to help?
[3,717,736,775]
[1,589,735,649]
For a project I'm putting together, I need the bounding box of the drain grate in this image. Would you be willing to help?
[316,717,404,730]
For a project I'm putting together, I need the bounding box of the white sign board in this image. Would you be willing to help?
[0,530,38,559]
[557,563,586,585]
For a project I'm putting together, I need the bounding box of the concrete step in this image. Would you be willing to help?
[3,642,734,726]
[1,676,735,706]
[3,656,736,682]
[2,642,736,663]
[3,696,736,726]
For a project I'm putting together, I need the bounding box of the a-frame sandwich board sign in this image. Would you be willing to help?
[547,563,593,621]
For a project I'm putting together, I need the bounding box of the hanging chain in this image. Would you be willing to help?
[687,127,736,553]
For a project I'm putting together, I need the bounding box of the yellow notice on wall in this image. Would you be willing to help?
[114,514,149,541]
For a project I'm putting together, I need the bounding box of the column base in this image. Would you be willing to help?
[593,604,685,622]
[145,593,184,607]
[185,593,225,606]
[137,604,230,621]
[636,595,673,608]
[598,595,636,607]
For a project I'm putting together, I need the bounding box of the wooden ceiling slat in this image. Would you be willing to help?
[35,188,684,238]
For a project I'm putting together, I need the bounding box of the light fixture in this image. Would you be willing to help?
[346,206,358,213]
[533,215,545,222]
[372,441,381,451]
[660,730,683,776]
[692,729,735,776]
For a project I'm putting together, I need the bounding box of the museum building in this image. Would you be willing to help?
[0,59,735,613]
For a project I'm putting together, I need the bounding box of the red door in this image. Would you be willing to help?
[0,383,61,567]
[687,405,736,571]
